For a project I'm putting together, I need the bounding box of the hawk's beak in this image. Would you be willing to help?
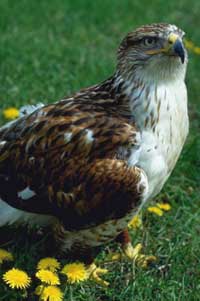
[167,33,185,64]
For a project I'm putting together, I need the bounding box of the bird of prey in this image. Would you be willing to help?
[0,23,189,285]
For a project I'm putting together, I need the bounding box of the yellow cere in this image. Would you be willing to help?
[36,269,60,285]
[0,248,13,264]
[40,285,63,301]
[157,202,171,211]
[147,206,163,216]
[3,107,19,120]
[37,257,61,272]
[61,262,88,284]
[128,215,142,229]
[168,33,179,44]
[3,268,31,290]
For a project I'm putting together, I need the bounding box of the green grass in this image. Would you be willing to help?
[0,0,200,300]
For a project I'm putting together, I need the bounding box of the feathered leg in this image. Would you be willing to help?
[53,222,109,286]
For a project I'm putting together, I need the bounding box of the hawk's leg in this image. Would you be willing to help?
[53,222,109,286]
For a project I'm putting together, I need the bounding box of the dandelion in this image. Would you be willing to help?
[3,268,31,289]
[147,206,163,216]
[0,248,13,264]
[184,39,200,56]
[40,286,63,301]
[193,47,200,55]
[36,269,60,285]
[184,39,194,50]
[157,202,171,211]
[37,257,60,272]
[3,107,19,120]
[128,215,142,229]
[61,262,88,284]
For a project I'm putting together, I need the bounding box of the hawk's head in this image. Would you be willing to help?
[117,23,187,82]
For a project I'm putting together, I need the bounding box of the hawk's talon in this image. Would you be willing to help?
[123,242,156,267]
[124,242,142,260]
[107,243,142,262]
[87,263,109,287]
[137,255,157,268]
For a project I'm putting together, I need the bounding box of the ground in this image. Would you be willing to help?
[0,0,200,300]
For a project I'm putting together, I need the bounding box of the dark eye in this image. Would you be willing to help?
[143,37,157,46]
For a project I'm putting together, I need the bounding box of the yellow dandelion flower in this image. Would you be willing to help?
[0,248,13,264]
[147,206,163,216]
[40,286,63,301]
[37,258,60,272]
[36,269,60,285]
[3,107,19,120]
[193,46,200,55]
[3,268,31,289]
[157,203,171,211]
[128,215,142,229]
[184,39,194,50]
[61,262,88,284]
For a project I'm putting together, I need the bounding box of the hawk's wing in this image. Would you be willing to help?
[0,100,147,230]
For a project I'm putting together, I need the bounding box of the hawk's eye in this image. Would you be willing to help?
[142,37,158,46]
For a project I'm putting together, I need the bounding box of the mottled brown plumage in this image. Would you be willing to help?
[0,23,188,273]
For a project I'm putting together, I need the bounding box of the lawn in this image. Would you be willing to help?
[0,0,200,300]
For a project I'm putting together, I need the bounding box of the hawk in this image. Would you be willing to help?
[0,23,188,284]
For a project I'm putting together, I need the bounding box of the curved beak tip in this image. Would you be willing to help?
[173,39,185,64]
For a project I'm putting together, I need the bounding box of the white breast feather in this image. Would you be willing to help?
[127,78,188,199]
